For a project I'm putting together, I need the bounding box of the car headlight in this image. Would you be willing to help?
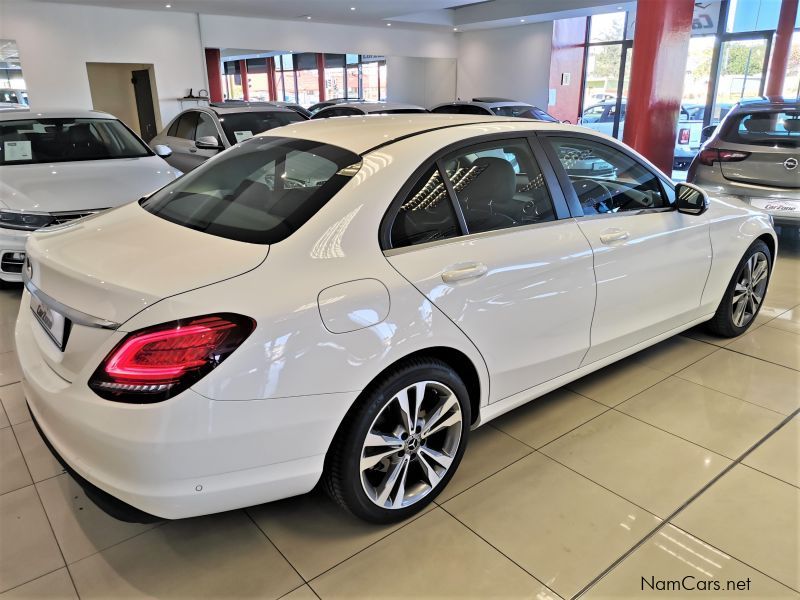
[0,210,55,231]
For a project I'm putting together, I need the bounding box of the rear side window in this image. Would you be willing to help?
[391,165,460,248]
[720,110,799,148]
[141,137,361,244]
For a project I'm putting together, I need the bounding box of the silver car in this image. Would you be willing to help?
[688,98,799,225]
[430,97,559,122]
[150,104,306,173]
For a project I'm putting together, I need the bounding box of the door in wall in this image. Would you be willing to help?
[131,69,157,142]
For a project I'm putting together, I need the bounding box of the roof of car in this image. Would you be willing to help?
[320,101,426,113]
[266,114,581,154]
[732,97,800,111]
[0,109,117,121]
[432,100,534,109]
[206,105,298,115]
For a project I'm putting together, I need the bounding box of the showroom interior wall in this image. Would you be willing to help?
[456,21,554,108]
[0,0,205,124]
[199,14,460,107]
[86,62,161,137]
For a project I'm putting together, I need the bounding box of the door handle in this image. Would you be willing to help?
[441,262,488,283]
[189,147,198,153]
[599,228,630,244]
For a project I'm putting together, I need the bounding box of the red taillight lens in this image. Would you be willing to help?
[89,314,255,403]
[697,148,751,166]
[678,128,690,145]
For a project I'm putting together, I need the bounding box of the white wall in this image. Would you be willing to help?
[456,22,554,108]
[199,14,458,59]
[386,56,457,107]
[0,0,205,123]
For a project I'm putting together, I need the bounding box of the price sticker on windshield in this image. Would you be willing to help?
[3,141,32,161]
[234,131,254,143]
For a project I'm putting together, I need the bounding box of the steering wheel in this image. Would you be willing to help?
[572,178,614,213]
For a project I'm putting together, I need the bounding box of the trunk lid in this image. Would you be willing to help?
[719,146,800,188]
[24,202,268,382]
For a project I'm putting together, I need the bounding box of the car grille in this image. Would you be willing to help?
[49,209,105,226]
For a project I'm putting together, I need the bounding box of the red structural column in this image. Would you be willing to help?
[316,53,327,102]
[622,0,694,174]
[239,60,250,101]
[765,0,799,97]
[204,48,223,102]
[266,57,277,101]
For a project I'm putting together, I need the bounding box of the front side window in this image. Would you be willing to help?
[195,113,220,144]
[441,139,555,234]
[390,165,460,248]
[581,105,605,123]
[0,117,151,165]
[142,137,361,244]
[546,136,669,214]
[720,110,800,148]
[217,111,305,145]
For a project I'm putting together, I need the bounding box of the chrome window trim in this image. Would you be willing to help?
[23,272,120,330]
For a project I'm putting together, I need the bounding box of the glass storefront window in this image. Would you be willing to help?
[726,0,800,33]
[246,58,269,102]
[324,54,345,101]
[296,68,320,105]
[223,61,243,101]
[681,36,716,121]
[784,32,800,100]
[712,38,769,122]
[346,65,360,99]
[589,12,626,43]
[583,44,622,108]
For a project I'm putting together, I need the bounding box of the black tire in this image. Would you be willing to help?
[706,239,772,338]
[323,358,471,523]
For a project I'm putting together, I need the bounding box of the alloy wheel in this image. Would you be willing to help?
[360,381,462,509]
[732,251,769,328]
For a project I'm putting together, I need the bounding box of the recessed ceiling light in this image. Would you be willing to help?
[386,22,391,26]
[306,15,312,19]
[165,3,171,7]
[453,27,458,31]
[350,6,356,10]
[519,18,525,23]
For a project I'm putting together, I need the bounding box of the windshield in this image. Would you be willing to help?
[141,136,361,244]
[217,111,305,145]
[0,117,151,165]
[491,105,558,122]
[720,110,800,148]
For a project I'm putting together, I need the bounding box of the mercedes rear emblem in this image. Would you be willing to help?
[784,157,798,171]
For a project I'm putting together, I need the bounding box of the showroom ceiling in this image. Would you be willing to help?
[32,0,632,30]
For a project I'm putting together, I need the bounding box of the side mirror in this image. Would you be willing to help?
[700,125,717,144]
[153,144,172,158]
[196,136,223,150]
[675,182,709,216]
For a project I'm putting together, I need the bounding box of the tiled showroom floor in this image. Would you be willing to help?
[0,231,798,600]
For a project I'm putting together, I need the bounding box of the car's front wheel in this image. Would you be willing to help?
[323,358,470,523]
[707,239,772,337]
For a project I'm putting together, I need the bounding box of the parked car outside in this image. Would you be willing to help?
[580,100,704,170]
[150,104,307,172]
[310,101,427,119]
[18,115,775,524]
[688,97,799,225]
[308,98,364,114]
[431,98,559,122]
[0,110,179,282]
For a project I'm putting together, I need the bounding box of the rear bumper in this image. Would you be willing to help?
[15,300,358,520]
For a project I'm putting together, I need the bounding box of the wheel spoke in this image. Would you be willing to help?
[752,259,768,286]
[733,295,747,326]
[421,393,458,438]
[419,445,454,470]
[375,456,407,507]
[391,456,411,509]
[361,432,404,471]
[751,291,763,307]
[394,388,414,435]
[417,452,441,488]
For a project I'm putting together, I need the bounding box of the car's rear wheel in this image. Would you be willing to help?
[323,358,470,523]
[706,240,772,337]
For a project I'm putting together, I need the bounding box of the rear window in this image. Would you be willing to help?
[491,105,557,121]
[217,111,305,145]
[370,109,428,115]
[720,110,800,148]
[0,117,151,165]
[141,136,361,244]
[431,105,490,116]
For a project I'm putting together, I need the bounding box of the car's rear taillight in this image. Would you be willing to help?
[678,128,690,145]
[89,313,255,403]
[697,148,751,166]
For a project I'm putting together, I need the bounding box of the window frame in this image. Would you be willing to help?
[379,132,571,252]
[536,131,676,219]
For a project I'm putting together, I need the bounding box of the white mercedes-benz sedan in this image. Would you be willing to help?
[16,115,776,523]
[0,110,180,282]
